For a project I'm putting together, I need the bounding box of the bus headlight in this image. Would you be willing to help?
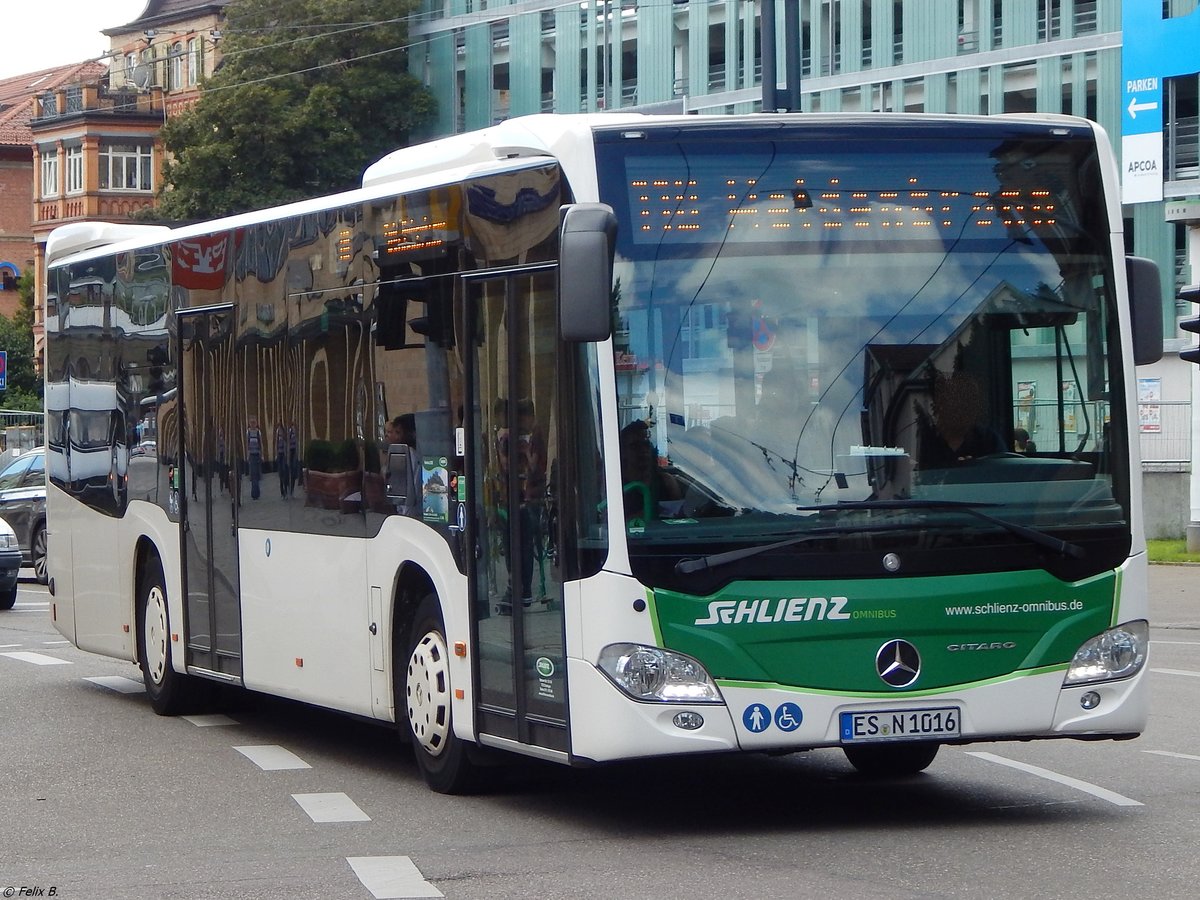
[1064,620,1148,686]
[597,643,723,703]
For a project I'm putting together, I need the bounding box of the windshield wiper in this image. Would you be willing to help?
[674,527,855,575]
[674,499,1084,576]
[795,499,1085,559]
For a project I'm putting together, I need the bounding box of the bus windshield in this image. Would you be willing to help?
[595,123,1128,581]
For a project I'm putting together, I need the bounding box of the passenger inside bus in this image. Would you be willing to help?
[385,414,422,517]
[619,419,682,524]
[490,399,547,609]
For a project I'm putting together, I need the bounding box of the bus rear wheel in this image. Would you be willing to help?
[138,557,203,715]
[843,742,940,777]
[400,594,480,794]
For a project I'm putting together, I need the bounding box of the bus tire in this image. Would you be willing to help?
[843,741,939,777]
[31,523,48,585]
[137,557,202,716]
[400,593,480,794]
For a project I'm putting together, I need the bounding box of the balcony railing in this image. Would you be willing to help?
[31,84,163,125]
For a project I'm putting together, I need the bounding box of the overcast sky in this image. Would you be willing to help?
[0,1,148,80]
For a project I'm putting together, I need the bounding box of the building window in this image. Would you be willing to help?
[1037,0,1061,41]
[1074,0,1098,34]
[169,42,184,90]
[99,143,153,192]
[1002,62,1037,112]
[41,151,59,198]
[188,38,200,84]
[65,146,84,194]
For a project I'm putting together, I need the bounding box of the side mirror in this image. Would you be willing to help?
[558,203,617,343]
[1125,255,1163,366]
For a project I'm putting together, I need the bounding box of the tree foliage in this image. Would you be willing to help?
[0,271,43,412]
[156,0,436,220]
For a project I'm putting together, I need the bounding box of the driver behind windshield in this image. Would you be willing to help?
[918,371,1005,468]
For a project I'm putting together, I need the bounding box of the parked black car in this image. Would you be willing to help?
[0,447,47,585]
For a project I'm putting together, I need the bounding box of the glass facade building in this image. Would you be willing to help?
[406,0,1200,534]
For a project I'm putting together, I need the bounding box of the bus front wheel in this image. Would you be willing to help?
[137,558,203,715]
[843,742,940,777]
[400,594,480,794]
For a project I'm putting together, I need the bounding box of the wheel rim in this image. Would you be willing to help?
[32,528,47,582]
[406,630,451,757]
[143,584,169,686]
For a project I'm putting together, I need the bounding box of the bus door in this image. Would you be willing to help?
[465,266,568,755]
[178,307,243,681]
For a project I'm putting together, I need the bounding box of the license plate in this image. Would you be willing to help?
[839,706,960,743]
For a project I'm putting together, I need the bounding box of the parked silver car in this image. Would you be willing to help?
[0,447,47,585]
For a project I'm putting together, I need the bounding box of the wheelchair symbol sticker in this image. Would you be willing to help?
[774,702,803,732]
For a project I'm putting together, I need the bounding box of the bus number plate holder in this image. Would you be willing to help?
[839,706,961,743]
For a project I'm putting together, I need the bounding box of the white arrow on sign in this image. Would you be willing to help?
[1128,96,1159,119]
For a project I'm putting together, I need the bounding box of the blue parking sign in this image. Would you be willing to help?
[0,350,7,391]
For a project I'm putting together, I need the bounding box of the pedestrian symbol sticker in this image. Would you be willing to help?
[774,702,803,732]
[742,703,770,733]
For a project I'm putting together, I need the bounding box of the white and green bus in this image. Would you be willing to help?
[45,112,1162,792]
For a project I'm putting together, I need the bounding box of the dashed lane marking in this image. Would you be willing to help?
[234,744,312,770]
[293,792,371,823]
[1143,750,1200,762]
[966,751,1143,807]
[1,650,71,666]
[346,856,443,899]
[182,713,238,727]
[85,675,145,693]
[1151,667,1200,678]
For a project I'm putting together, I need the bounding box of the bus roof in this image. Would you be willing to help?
[45,111,1103,270]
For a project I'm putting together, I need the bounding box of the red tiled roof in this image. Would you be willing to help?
[0,60,108,147]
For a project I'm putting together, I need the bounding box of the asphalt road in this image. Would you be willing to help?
[1,565,1198,900]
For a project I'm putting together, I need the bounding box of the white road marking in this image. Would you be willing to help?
[1150,640,1200,646]
[1143,750,1200,762]
[292,792,371,823]
[42,640,70,645]
[346,856,443,899]
[1,650,71,666]
[182,713,238,727]
[1151,667,1200,678]
[966,751,1143,807]
[0,643,22,649]
[84,675,145,693]
[233,744,312,770]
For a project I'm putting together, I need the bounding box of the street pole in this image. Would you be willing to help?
[761,0,778,111]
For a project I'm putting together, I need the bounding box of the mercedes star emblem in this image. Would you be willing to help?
[876,639,921,687]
